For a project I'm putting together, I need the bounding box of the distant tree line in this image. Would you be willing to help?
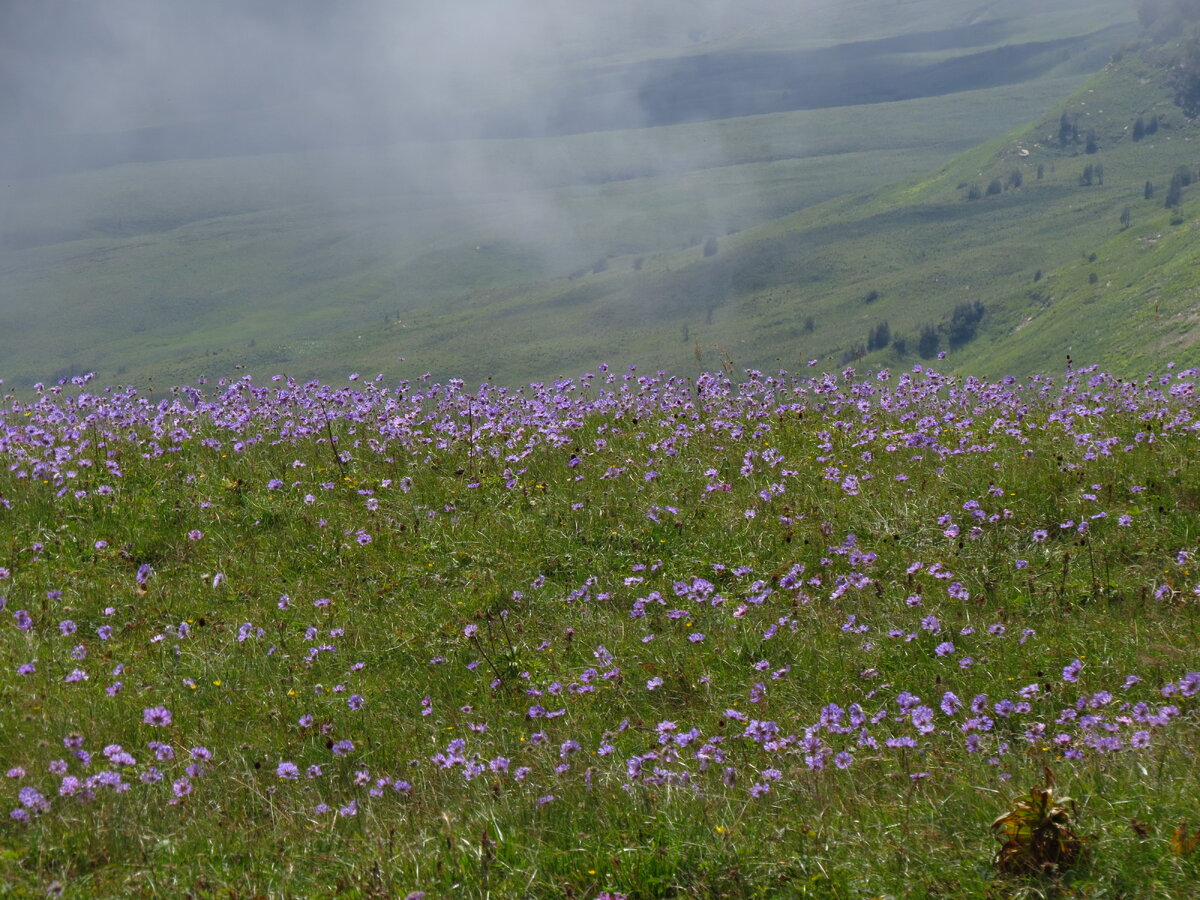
[1135,165,1200,214]
[918,324,941,359]
[916,301,987,359]
[947,300,986,350]
[1057,112,1102,153]
[1132,115,1160,141]
[1059,112,1080,149]
[963,168,1025,202]
[1079,163,1104,186]
[841,320,892,364]
[846,301,986,363]
[866,320,890,352]
[1169,165,1197,207]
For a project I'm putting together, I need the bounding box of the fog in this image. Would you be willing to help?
[0,0,781,175]
[0,0,1139,385]
[0,1,1136,211]
[5,1,1098,172]
[0,0,831,273]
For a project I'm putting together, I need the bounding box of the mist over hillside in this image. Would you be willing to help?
[0,0,1134,175]
[0,0,1155,387]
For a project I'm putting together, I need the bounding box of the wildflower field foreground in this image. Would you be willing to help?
[1,363,1198,898]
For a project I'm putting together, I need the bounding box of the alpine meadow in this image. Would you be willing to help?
[2,1,1200,898]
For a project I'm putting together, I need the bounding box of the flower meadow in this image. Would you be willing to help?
[1,363,1198,898]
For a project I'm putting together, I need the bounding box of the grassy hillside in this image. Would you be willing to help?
[0,1,1141,389]
[349,40,1200,386]
[1,365,1198,897]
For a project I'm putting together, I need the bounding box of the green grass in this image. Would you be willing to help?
[1,365,1199,897]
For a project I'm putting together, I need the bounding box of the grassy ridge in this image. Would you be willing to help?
[0,76,1089,384]
[0,2,1140,389]
[0,364,1198,896]
[407,44,1200,385]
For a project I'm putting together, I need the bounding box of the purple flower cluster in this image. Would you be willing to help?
[2,361,1200,834]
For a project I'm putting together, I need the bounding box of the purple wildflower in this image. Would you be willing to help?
[142,706,172,727]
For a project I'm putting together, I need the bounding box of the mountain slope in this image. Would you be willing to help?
[354,41,1200,383]
[0,0,1163,387]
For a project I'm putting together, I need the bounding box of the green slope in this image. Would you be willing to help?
[0,0,1154,387]
[371,40,1200,384]
[0,77,1099,387]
